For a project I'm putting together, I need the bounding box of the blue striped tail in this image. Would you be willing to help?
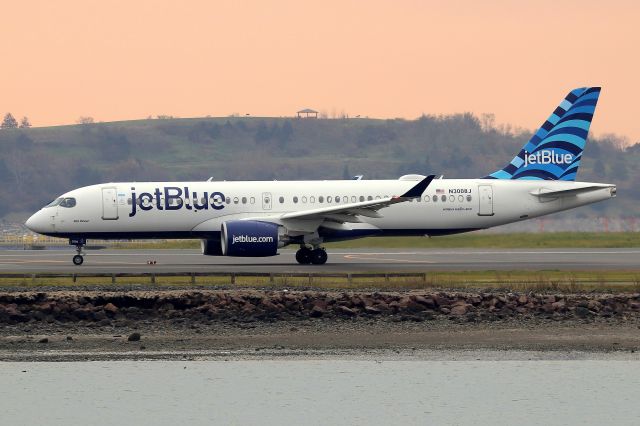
[485,87,600,181]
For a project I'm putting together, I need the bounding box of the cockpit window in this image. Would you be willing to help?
[59,198,77,208]
[44,198,63,208]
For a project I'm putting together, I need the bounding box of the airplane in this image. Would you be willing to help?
[25,87,615,266]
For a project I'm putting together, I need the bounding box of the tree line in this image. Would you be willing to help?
[1,113,30,129]
[0,114,636,219]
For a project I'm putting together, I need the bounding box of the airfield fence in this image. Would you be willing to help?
[0,271,430,285]
[0,271,638,288]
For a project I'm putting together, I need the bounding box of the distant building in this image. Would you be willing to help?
[297,108,318,118]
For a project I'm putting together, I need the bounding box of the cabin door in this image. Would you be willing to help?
[262,192,272,210]
[102,187,119,220]
[477,185,494,216]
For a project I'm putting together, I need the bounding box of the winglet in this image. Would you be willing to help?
[401,174,436,198]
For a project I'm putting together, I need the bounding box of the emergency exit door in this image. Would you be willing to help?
[102,188,119,220]
[262,192,272,210]
[478,185,494,216]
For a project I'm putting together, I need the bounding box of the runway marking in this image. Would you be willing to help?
[343,254,435,264]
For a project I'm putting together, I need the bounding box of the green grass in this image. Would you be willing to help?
[3,270,640,292]
[107,232,640,250]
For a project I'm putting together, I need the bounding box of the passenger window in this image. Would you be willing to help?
[433,195,438,202]
[375,196,381,200]
[279,196,284,204]
[466,195,472,202]
[441,195,447,202]
[226,197,231,204]
[335,196,340,203]
[242,197,247,204]
[127,198,132,205]
[250,197,255,204]
[318,196,324,203]
[327,196,332,203]
[310,196,315,203]
[359,196,365,202]
[449,195,454,202]
[233,197,239,204]
[302,196,307,203]
[424,195,430,202]
[458,195,464,202]
[351,196,356,203]
[293,196,299,203]
[367,196,373,201]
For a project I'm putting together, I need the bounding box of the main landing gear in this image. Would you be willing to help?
[295,246,328,265]
[70,238,86,266]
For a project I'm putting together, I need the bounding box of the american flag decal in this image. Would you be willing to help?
[436,189,445,194]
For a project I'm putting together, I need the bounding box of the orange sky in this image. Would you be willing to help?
[2,0,639,142]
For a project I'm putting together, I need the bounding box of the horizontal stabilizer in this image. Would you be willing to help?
[530,185,615,198]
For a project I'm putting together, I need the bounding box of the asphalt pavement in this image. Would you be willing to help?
[0,248,637,273]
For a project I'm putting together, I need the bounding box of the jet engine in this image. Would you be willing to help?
[200,237,223,256]
[220,220,285,257]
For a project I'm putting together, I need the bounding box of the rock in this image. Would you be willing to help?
[103,303,118,314]
[396,297,423,313]
[413,295,436,309]
[38,337,48,344]
[310,306,325,318]
[575,306,591,318]
[66,336,73,341]
[434,294,452,307]
[127,332,141,342]
[336,305,357,316]
[450,304,470,316]
[364,306,381,315]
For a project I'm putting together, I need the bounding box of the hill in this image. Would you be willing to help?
[0,114,637,221]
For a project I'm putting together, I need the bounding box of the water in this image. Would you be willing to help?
[1,359,639,425]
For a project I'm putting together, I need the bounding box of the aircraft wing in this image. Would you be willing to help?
[271,175,435,230]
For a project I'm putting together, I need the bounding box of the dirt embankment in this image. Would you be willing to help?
[1,289,639,326]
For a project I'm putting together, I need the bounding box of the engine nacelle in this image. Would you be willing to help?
[201,238,223,256]
[221,220,282,257]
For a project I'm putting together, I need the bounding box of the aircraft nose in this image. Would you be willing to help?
[25,211,47,234]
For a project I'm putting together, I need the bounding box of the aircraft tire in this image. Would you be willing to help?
[310,248,328,265]
[72,255,84,266]
[295,248,313,265]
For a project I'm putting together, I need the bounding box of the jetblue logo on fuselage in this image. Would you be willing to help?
[523,150,573,167]
[129,186,225,217]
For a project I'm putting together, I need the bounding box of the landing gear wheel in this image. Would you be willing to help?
[295,247,312,265]
[72,254,84,266]
[310,248,328,265]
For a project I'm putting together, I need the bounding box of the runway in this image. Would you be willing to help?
[0,248,637,273]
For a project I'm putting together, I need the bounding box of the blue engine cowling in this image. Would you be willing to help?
[221,220,280,257]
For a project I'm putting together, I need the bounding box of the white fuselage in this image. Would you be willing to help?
[26,178,616,241]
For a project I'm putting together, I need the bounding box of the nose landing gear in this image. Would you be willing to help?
[69,238,86,266]
[295,246,328,265]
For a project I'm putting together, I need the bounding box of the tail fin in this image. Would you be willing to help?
[485,87,601,181]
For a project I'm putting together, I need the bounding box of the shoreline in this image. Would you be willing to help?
[1,288,639,361]
[1,322,639,361]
